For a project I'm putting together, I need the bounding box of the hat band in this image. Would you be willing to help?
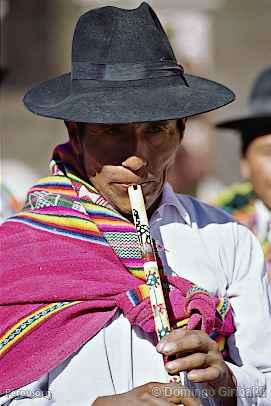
[72,60,188,84]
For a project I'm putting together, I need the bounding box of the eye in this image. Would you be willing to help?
[148,126,164,134]
[107,127,121,136]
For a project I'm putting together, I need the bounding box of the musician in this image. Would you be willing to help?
[215,67,271,281]
[1,4,270,405]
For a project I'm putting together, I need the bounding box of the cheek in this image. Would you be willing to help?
[89,170,106,190]
[83,138,136,167]
[157,145,179,170]
[150,138,180,171]
[82,138,122,176]
[82,153,103,177]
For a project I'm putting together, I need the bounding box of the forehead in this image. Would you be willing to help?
[249,133,271,150]
[84,120,176,131]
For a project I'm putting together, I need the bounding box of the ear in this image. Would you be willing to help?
[240,158,251,180]
[64,121,82,155]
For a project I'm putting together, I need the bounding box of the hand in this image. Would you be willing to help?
[156,329,236,402]
[92,381,202,405]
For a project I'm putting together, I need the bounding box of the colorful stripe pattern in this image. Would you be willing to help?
[69,174,144,274]
[6,176,107,246]
[2,143,234,360]
[6,162,146,282]
[216,297,231,320]
[127,284,150,306]
[0,301,82,357]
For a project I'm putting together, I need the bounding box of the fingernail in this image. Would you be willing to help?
[156,339,169,352]
[166,361,176,371]
[156,342,165,352]
[160,343,175,354]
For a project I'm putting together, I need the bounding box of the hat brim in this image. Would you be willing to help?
[216,114,271,134]
[23,73,235,123]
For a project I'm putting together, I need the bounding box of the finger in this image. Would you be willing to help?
[166,386,203,406]
[187,365,222,383]
[165,352,208,374]
[157,330,216,356]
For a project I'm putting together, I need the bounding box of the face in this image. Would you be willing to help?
[241,133,271,209]
[69,120,184,214]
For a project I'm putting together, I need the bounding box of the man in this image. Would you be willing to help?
[0,4,270,406]
[214,67,271,280]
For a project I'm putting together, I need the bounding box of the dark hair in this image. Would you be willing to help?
[77,122,87,138]
[64,120,86,138]
[177,118,185,135]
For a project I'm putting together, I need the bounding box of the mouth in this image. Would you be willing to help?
[109,167,158,191]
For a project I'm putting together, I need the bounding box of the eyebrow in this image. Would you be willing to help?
[95,121,171,132]
[146,121,169,127]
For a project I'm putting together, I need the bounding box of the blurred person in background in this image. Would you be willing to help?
[214,67,271,281]
[168,117,225,201]
[1,3,271,406]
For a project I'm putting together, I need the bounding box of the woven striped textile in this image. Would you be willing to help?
[0,142,235,393]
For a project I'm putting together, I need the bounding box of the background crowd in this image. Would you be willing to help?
[1,0,271,217]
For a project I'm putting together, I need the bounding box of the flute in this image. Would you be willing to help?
[128,184,183,384]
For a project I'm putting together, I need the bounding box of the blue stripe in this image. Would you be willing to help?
[6,218,108,246]
[127,289,140,306]
[85,208,125,220]
[33,182,71,188]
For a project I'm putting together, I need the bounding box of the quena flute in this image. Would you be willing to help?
[128,184,183,384]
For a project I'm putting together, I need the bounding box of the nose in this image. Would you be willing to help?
[121,156,147,175]
[121,132,148,175]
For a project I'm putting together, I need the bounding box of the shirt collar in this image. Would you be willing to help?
[151,182,191,226]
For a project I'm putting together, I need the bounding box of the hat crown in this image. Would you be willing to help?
[249,67,271,110]
[23,2,234,123]
[72,2,176,64]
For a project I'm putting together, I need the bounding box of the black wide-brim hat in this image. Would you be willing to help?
[217,67,271,134]
[24,2,235,123]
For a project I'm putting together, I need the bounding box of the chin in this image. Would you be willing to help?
[119,206,132,215]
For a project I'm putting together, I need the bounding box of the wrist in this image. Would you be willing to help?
[206,364,237,405]
[92,396,111,405]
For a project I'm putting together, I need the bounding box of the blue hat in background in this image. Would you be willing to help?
[217,67,271,153]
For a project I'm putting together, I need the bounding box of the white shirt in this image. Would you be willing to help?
[1,183,271,406]
[255,199,271,242]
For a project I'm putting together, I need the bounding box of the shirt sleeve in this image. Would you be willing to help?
[226,223,271,406]
[0,374,52,405]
